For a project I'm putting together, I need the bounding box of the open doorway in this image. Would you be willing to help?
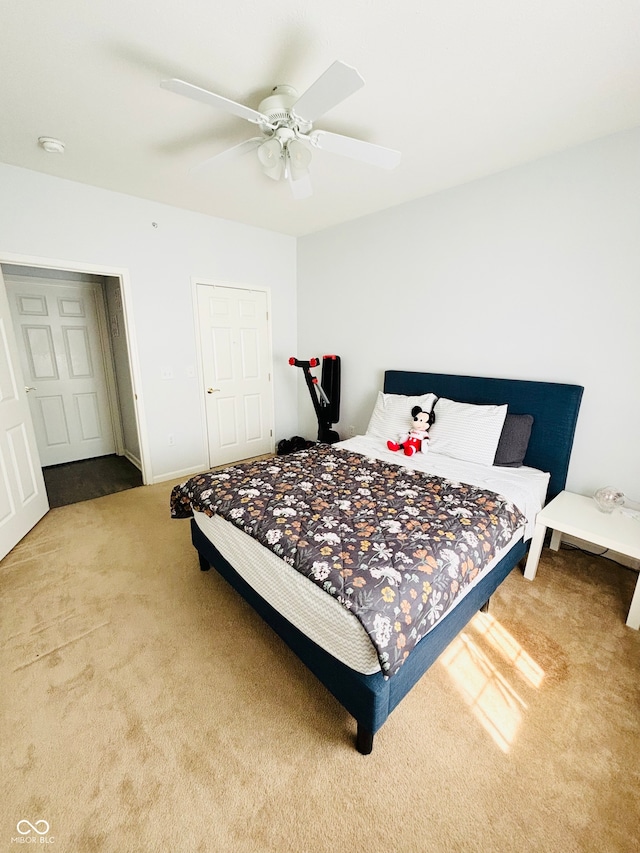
[0,262,145,507]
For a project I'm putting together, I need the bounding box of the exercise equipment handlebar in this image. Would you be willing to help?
[289,356,319,368]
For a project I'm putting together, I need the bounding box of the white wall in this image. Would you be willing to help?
[0,164,298,482]
[298,127,640,501]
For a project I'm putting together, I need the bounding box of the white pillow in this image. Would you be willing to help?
[366,392,438,440]
[428,398,508,466]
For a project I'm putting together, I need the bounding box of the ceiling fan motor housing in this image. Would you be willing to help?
[258,85,312,134]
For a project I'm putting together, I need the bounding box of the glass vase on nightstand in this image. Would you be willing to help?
[593,486,625,513]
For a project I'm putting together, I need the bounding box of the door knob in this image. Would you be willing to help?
[207,388,220,394]
[25,386,37,393]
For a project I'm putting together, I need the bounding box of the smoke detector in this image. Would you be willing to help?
[38,137,65,154]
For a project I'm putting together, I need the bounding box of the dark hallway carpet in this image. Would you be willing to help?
[43,454,144,508]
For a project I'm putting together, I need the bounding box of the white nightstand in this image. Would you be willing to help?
[524,490,640,629]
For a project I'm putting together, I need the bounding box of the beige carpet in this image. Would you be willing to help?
[1,482,639,853]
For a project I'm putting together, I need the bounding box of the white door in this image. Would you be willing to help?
[0,269,49,560]
[197,284,274,467]
[5,278,116,466]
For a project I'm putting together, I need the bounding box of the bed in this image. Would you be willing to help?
[171,370,583,754]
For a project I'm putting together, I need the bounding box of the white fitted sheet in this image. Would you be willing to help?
[194,439,547,674]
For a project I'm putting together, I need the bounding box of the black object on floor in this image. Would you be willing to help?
[43,455,143,508]
[276,436,316,455]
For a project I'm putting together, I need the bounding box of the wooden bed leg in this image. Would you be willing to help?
[198,553,210,572]
[480,598,490,613]
[356,724,374,755]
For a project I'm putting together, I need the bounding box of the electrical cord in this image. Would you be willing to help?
[560,541,610,559]
[559,542,640,576]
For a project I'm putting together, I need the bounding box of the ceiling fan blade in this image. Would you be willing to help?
[189,138,263,174]
[161,79,270,126]
[309,130,401,170]
[288,172,313,200]
[292,61,365,123]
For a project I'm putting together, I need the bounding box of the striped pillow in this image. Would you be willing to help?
[429,398,508,466]
[366,392,438,440]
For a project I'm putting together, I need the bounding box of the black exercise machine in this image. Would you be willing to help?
[288,355,341,444]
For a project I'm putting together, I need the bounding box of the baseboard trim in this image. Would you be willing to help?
[122,449,142,471]
[152,464,207,485]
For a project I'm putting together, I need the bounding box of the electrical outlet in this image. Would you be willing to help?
[348,425,356,437]
[161,368,174,380]
[168,434,175,446]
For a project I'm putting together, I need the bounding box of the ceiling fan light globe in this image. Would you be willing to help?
[257,138,284,180]
[257,137,282,166]
[288,139,312,180]
[263,162,284,181]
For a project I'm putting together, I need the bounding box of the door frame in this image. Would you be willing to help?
[0,251,151,485]
[191,277,275,468]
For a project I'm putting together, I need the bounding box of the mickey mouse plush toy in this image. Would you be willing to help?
[387,405,436,456]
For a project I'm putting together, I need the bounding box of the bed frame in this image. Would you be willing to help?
[191,370,583,754]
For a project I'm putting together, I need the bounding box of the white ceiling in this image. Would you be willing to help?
[3,0,640,237]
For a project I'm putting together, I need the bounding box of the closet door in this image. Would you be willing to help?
[197,284,274,467]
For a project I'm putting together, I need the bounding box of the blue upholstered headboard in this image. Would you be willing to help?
[383,371,583,504]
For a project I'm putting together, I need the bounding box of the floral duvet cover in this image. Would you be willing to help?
[170,444,525,677]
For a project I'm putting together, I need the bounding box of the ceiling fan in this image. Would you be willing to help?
[160,60,401,199]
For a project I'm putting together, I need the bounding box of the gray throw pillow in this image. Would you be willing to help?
[494,414,534,467]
